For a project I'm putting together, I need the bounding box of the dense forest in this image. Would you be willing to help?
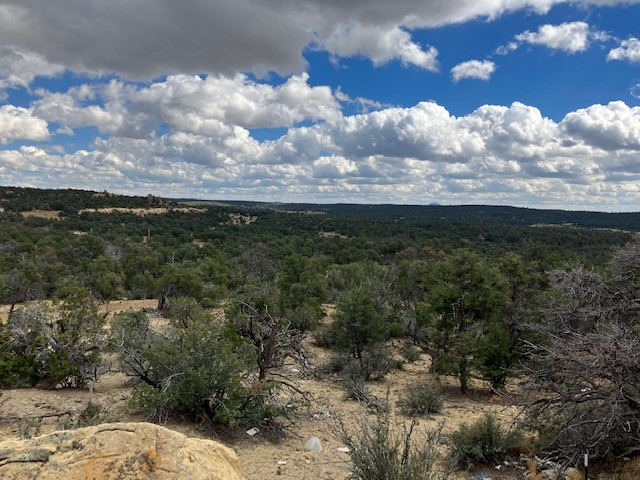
[0,184,635,310]
[1,185,638,476]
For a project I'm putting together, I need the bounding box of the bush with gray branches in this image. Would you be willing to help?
[521,240,640,464]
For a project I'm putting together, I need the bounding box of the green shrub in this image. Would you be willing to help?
[358,344,396,380]
[112,309,294,429]
[0,351,40,387]
[447,413,523,469]
[341,365,371,402]
[328,345,396,382]
[0,289,106,388]
[398,385,443,416]
[199,296,217,309]
[284,304,321,332]
[401,343,422,363]
[164,297,209,328]
[93,271,124,301]
[46,348,81,386]
[57,401,113,431]
[202,284,228,304]
[313,325,337,348]
[321,352,350,375]
[336,408,445,480]
[387,321,405,338]
[76,401,104,427]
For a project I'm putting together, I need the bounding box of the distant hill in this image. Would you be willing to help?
[1,184,637,276]
[2,184,639,232]
[0,186,169,215]
[178,199,640,232]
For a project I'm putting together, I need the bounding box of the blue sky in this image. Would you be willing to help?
[0,0,639,210]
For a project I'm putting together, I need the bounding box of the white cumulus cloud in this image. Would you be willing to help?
[136,73,342,129]
[15,97,640,197]
[607,37,640,63]
[4,95,640,209]
[451,60,496,82]
[515,21,593,53]
[32,73,342,139]
[0,105,50,144]
[561,101,640,150]
[318,24,439,71]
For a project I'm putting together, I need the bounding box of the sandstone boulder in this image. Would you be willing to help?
[0,422,243,480]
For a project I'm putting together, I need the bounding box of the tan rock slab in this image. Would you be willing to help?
[0,422,243,480]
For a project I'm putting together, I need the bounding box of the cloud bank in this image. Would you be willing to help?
[3,76,640,209]
[32,73,341,139]
[1,0,640,210]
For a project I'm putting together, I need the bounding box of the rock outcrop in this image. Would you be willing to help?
[0,422,243,479]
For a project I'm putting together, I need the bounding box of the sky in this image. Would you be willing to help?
[0,1,639,211]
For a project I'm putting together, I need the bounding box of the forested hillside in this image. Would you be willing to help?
[201,200,640,231]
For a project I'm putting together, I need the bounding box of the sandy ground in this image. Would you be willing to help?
[225,350,520,480]
[77,207,207,216]
[1,299,158,323]
[0,300,523,480]
[20,209,62,219]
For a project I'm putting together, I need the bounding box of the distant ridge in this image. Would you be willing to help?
[2,185,639,232]
[176,198,640,232]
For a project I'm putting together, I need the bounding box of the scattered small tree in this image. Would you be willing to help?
[277,253,327,330]
[227,295,306,381]
[333,287,386,362]
[419,250,510,393]
[278,254,327,313]
[0,264,44,314]
[93,271,124,301]
[473,322,515,389]
[110,304,291,428]
[156,264,203,310]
